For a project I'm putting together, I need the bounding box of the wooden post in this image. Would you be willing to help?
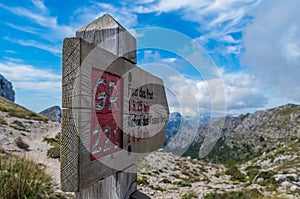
[74,14,137,199]
[61,14,169,198]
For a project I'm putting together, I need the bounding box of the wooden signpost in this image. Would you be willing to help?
[61,14,169,198]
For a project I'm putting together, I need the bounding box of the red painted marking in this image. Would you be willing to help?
[90,68,123,161]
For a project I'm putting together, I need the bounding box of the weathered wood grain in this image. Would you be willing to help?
[75,171,137,199]
[76,14,136,64]
[61,108,80,192]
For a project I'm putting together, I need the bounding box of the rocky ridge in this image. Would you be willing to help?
[185,104,300,164]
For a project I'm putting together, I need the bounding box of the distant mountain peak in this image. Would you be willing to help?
[39,106,61,122]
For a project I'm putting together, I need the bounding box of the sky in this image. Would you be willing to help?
[0,0,299,116]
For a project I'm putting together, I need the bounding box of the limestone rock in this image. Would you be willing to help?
[0,74,15,102]
[39,106,61,122]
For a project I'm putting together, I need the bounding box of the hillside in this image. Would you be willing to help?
[1,98,300,198]
[185,104,300,164]
[0,96,66,197]
[138,141,300,198]
[136,104,300,198]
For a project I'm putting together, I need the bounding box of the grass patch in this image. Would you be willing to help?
[204,189,262,199]
[137,162,152,173]
[0,116,7,125]
[181,191,197,199]
[0,153,65,198]
[9,120,30,132]
[0,96,48,122]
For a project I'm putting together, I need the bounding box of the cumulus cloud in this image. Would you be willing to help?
[0,60,61,93]
[242,0,300,102]
[166,71,267,116]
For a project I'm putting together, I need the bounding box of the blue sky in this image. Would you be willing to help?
[0,0,299,116]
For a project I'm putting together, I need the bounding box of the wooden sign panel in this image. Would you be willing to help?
[61,38,169,192]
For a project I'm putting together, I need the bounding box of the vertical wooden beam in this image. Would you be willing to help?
[73,14,137,198]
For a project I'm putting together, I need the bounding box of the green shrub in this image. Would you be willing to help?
[47,147,60,159]
[44,133,60,159]
[15,137,29,151]
[245,165,261,182]
[0,144,6,154]
[12,120,25,128]
[151,185,167,192]
[137,176,149,185]
[0,153,63,198]
[257,170,277,186]
[225,161,246,182]
[160,178,172,183]
[173,180,192,187]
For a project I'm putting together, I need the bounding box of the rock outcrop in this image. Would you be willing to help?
[0,74,15,102]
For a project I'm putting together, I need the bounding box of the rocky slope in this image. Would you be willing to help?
[0,96,67,197]
[185,104,300,164]
[1,97,300,198]
[138,142,300,198]
[0,74,15,102]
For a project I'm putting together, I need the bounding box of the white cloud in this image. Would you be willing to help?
[3,36,61,55]
[4,50,17,54]
[0,2,75,42]
[5,23,39,34]
[162,58,177,63]
[166,71,267,116]
[131,0,260,47]
[0,60,61,94]
[242,0,300,102]
[30,0,47,13]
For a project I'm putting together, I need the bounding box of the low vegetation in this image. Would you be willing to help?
[204,189,262,199]
[44,133,61,159]
[0,96,48,122]
[0,152,64,198]
[137,176,149,185]
[15,137,29,151]
[225,160,246,182]
[181,191,197,199]
[0,116,7,125]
